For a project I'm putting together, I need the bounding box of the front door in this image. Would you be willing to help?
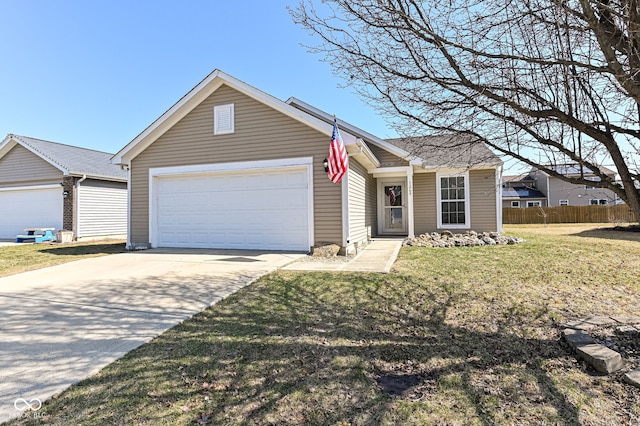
[381,182,407,234]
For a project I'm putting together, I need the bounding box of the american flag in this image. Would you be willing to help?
[327,119,348,183]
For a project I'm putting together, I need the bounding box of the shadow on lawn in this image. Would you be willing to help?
[570,225,640,243]
[39,242,126,256]
[17,272,635,425]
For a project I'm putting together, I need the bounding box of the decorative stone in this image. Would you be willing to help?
[611,316,640,324]
[563,316,617,331]
[623,369,640,388]
[563,328,595,349]
[576,344,624,374]
[311,243,341,257]
[616,325,639,335]
[403,231,524,248]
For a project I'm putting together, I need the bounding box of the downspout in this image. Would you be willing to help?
[496,166,503,232]
[75,174,87,239]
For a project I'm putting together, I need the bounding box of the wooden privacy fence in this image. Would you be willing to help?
[503,205,637,224]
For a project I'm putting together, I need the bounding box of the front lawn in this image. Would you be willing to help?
[8,225,640,425]
[0,241,126,277]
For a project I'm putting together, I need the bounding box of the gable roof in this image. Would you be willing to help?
[0,134,127,181]
[286,97,412,161]
[288,98,502,170]
[112,70,361,165]
[386,135,503,169]
[537,164,616,177]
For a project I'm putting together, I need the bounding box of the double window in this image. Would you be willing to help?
[437,172,470,228]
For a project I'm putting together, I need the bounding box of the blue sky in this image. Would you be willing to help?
[1,1,398,154]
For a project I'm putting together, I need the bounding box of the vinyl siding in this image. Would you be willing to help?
[547,176,618,206]
[469,169,499,232]
[130,84,342,247]
[414,173,437,234]
[413,169,499,234]
[347,159,376,249]
[0,144,62,185]
[77,179,127,238]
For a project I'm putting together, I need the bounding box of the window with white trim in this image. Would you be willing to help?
[526,200,542,207]
[214,104,234,135]
[437,172,470,228]
[511,201,520,208]
[559,199,569,206]
[590,199,609,205]
[585,177,599,190]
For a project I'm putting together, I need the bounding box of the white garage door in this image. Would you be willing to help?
[0,186,63,239]
[155,167,310,251]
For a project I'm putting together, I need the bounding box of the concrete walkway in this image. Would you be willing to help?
[282,239,403,273]
[0,249,304,423]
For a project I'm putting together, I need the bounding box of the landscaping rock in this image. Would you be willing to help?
[624,369,640,389]
[612,315,640,325]
[311,243,341,257]
[564,316,617,331]
[576,344,624,374]
[403,231,524,248]
[563,328,595,349]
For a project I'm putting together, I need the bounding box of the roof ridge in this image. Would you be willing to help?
[12,134,115,155]
[13,134,69,172]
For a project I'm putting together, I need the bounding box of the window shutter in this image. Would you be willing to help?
[214,104,234,135]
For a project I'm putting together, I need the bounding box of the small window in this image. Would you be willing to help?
[599,199,609,205]
[214,104,234,135]
[559,199,569,206]
[585,177,599,190]
[526,201,542,208]
[511,201,520,208]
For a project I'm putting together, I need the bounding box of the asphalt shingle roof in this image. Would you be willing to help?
[9,135,127,180]
[386,135,502,168]
[542,164,616,177]
[503,187,546,199]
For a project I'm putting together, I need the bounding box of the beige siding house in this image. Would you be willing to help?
[112,70,503,254]
[0,135,127,241]
[503,165,620,208]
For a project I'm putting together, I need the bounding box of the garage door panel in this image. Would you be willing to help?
[0,187,63,239]
[155,167,310,251]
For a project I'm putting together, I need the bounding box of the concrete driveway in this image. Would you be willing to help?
[0,248,303,423]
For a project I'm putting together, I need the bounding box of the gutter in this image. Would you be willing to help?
[75,174,87,238]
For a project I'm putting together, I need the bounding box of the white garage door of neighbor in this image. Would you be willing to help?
[0,186,63,239]
[155,168,310,251]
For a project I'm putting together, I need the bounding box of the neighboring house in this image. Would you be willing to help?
[0,135,128,240]
[112,70,503,254]
[503,165,620,208]
[531,164,619,207]
[502,173,548,208]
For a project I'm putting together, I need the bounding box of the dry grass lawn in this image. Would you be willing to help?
[7,224,640,425]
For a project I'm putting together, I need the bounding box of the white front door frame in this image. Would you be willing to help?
[374,167,414,238]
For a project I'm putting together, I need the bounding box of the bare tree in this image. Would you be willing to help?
[291,0,640,221]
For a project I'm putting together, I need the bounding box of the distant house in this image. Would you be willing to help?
[111,69,504,254]
[503,164,620,208]
[0,135,128,241]
[502,173,547,208]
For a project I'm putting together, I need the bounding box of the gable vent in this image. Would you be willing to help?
[214,104,234,135]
